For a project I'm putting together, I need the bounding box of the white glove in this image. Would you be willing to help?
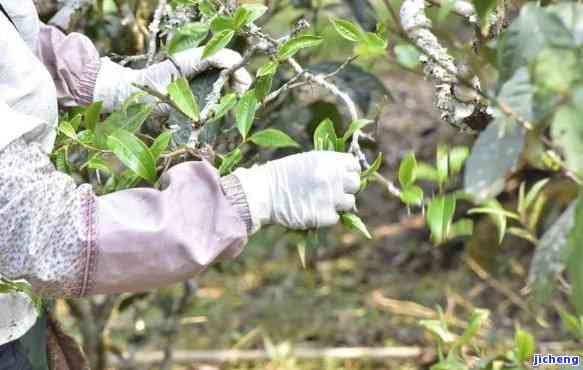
[94,47,253,112]
[233,151,362,232]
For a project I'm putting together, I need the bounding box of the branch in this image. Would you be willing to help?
[425,0,477,21]
[159,281,197,370]
[198,46,260,122]
[400,0,491,132]
[110,346,426,365]
[147,0,167,65]
[48,0,93,31]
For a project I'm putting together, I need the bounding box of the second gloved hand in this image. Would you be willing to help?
[232,151,361,233]
[93,47,252,112]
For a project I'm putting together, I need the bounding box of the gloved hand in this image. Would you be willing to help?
[93,47,253,112]
[232,151,361,233]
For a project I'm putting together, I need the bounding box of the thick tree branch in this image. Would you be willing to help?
[400,0,491,132]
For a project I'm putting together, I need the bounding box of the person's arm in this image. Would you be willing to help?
[37,23,101,107]
[37,23,252,111]
[0,104,250,297]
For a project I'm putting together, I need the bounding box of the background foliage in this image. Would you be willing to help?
[19,0,583,368]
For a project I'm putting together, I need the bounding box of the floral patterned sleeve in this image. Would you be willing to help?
[0,137,250,298]
[0,138,96,297]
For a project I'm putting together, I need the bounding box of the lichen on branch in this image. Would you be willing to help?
[400,0,490,132]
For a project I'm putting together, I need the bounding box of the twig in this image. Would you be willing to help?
[147,0,167,66]
[465,257,531,313]
[198,46,260,122]
[425,0,477,21]
[260,71,306,106]
[132,83,195,124]
[110,346,426,365]
[159,281,197,370]
[48,0,93,31]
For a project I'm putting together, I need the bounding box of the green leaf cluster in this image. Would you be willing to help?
[330,18,388,58]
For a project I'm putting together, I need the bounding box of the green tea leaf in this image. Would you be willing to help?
[557,305,583,340]
[400,185,423,206]
[84,101,102,131]
[53,146,71,174]
[255,74,273,102]
[398,152,417,188]
[167,22,209,55]
[125,104,153,132]
[107,129,156,182]
[203,29,235,59]
[236,4,267,27]
[150,131,172,161]
[457,308,489,346]
[436,144,449,186]
[277,35,323,60]
[209,93,237,122]
[235,90,257,140]
[249,128,300,148]
[59,120,78,141]
[355,32,387,57]
[426,195,456,245]
[448,218,474,240]
[199,0,217,17]
[419,319,456,343]
[522,178,550,216]
[330,18,364,42]
[415,162,440,183]
[168,77,200,121]
[219,147,242,175]
[514,328,535,364]
[210,16,235,32]
[297,240,307,269]
[341,212,372,239]
[449,146,469,176]
[342,118,371,142]
[257,61,279,77]
[361,153,383,179]
[313,118,337,151]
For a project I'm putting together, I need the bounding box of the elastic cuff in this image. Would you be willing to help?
[77,58,102,106]
[80,188,98,297]
[220,175,254,234]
